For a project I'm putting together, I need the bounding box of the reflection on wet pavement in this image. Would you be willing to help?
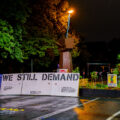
[73,98,120,120]
[1,96,120,120]
[0,96,80,120]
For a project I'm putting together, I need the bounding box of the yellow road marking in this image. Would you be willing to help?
[0,107,24,112]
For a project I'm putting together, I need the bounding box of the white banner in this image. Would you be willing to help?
[21,73,52,95]
[0,73,80,97]
[50,73,79,97]
[0,74,23,95]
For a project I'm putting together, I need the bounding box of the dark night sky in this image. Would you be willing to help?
[70,0,120,42]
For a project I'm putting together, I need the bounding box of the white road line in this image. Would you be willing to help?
[32,97,99,120]
[106,111,120,120]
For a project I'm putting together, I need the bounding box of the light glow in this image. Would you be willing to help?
[68,10,74,14]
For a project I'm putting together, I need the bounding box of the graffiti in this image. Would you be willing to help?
[4,86,13,91]
[61,87,75,93]
[17,73,37,81]
[30,91,41,94]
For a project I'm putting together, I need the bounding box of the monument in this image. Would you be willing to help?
[59,38,74,72]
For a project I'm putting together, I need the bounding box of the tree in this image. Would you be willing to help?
[113,54,120,75]
[71,33,90,70]
[23,0,70,67]
[0,0,30,62]
[0,0,29,25]
[0,0,88,72]
[0,19,23,62]
[0,0,70,71]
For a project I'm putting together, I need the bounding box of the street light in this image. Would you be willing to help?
[66,9,74,38]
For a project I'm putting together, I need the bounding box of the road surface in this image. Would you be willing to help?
[0,96,120,120]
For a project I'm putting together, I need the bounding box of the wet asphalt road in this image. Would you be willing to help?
[0,96,120,120]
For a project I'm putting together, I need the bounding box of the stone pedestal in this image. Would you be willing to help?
[58,38,74,72]
[59,51,73,72]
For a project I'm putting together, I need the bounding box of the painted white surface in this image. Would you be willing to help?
[0,74,22,95]
[0,73,79,97]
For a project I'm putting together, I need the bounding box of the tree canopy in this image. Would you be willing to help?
[0,19,23,62]
[0,0,87,72]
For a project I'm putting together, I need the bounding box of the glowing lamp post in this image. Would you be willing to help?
[66,10,74,38]
[58,9,74,72]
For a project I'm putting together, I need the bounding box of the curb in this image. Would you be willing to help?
[79,88,120,97]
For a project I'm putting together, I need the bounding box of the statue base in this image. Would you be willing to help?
[59,51,73,72]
